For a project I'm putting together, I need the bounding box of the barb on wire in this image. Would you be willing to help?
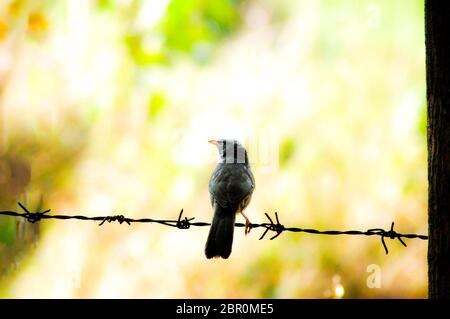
[99,215,130,226]
[0,202,428,255]
[176,209,195,229]
[17,202,51,223]
[367,222,407,254]
[259,212,285,240]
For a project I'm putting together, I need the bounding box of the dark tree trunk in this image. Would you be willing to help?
[426,0,450,299]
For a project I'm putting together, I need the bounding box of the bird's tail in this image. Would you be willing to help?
[205,205,236,259]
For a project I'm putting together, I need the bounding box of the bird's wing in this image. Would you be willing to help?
[209,164,254,209]
[226,167,254,206]
[209,166,231,208]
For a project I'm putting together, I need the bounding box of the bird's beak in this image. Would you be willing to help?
[208,140,219,146]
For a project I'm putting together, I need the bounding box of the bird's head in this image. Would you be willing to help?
[208,139,249,165]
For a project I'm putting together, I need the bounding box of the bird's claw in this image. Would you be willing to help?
[242,214,251,236]
[245,222,252,235]
[240,208,252,235]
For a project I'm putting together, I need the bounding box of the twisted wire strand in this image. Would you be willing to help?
[0,203,428,254]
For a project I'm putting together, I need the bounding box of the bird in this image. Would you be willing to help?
[205,139,255,259]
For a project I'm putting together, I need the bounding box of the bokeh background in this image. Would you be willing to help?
[0,0,426,298]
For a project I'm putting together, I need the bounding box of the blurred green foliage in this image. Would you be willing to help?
[0,219,14,245]
[279,137,296,167]
[125,0,243,65]
[160,0,241,53]
[148,92,167,121]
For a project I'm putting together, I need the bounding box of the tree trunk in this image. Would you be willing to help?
[426,0,450,299]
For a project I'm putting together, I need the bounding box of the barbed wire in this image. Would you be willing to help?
[0,202,428,254]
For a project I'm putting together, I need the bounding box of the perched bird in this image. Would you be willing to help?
[205,139,255,259]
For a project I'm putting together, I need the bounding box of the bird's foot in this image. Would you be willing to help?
[241,211,251,235]
[245,220,251,235]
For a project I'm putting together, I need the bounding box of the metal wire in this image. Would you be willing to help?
[0,202,428,254]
